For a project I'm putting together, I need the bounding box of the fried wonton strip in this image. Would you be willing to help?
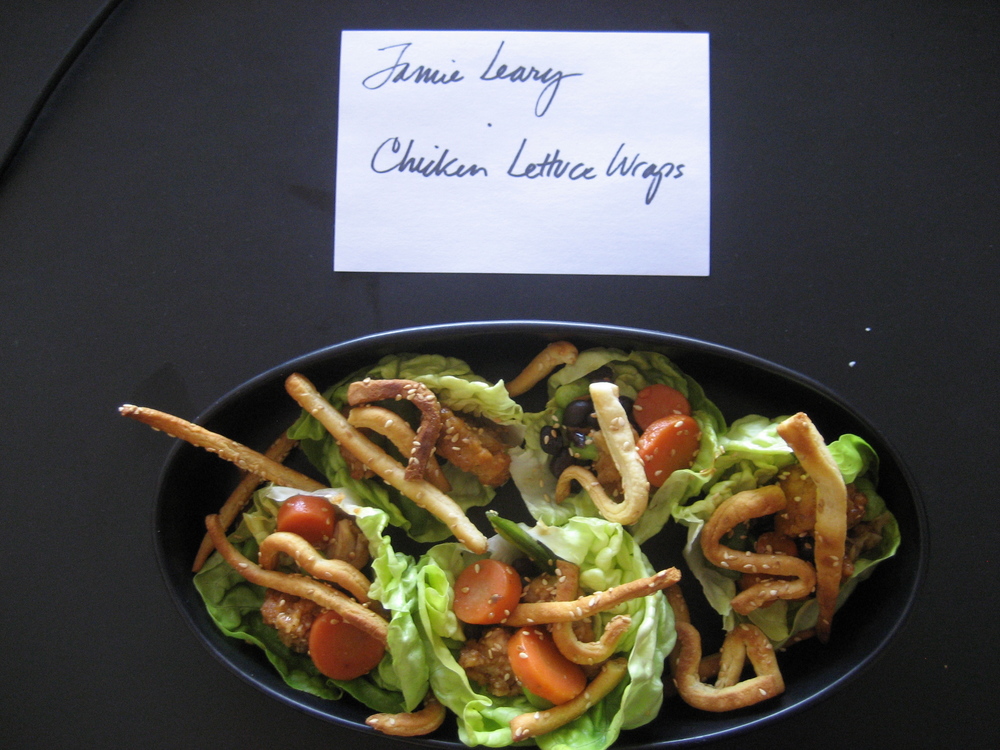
[348,405,451,492]
[504,567,680,627]
[670,620,784,712]
[285,374,488,554]
[205,514,388,644]
[366,694,446,737]
[257,531,372,603]
[191,430,298,572]
[660,587,723,698]
[549,561,632,665]
[701,485,817,614]
[776,412,847,644]
[509,658,628,742]
[505,341,579,397]
[119,405,324,492]
[555,465,638,526]
[347,379,442,481]
[553,615,633,665]
[588,382,649,524]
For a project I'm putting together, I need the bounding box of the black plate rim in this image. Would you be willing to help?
[151,319,927,747]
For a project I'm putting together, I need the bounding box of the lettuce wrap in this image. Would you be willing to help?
[412,515,675,750]
[510,348,726,543]
[193,485,430,713]
[287,353,524,544]
[670,415,901,647]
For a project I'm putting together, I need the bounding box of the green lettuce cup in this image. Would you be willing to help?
[412,515,675,750]
[194,485,430,714]
[671,415,901,648]
[511,347,726,543]
[287,352,525,544]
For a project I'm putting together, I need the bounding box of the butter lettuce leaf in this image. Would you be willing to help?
[671,415,900,646]
[193,486,430,712]
[287,353,523,543]
[413,516,674,749]
[512,348,725,543]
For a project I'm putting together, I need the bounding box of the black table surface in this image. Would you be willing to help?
[2,2,997,748]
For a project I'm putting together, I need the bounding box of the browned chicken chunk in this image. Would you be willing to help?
[458,627,522,697]
[436,407,511,487]
[260,589,322,653]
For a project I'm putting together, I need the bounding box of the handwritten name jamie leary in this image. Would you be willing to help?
[371,138,684,205]
[363,41,580,117]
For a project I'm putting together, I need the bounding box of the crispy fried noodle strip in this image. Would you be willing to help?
[347,379,442,482]
[365,694,447,737]
[285,373,488,554]
[510,658,628,742]
[504,567,680,627]
[505,341,579,397]
[587,381,650,524]
[347,405,451,492]
[555,465,640,526]
[671,621,784,712]
[192,429,298,572]
[549,562,633,665]
[257,531,373,603]
[701,485,817,614]
[776,412,847,643]
[204,514,388,644]
[118,405,324,492]
[661,588,719,690]
[666,587,784,711]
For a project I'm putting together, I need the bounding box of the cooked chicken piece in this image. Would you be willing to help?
[324,516,371,570]
[260,589,322,653]
[776,466,868,538]
[521,572,562,603]
[591,430,624,498]
[458,627,521,697]
[436,407,511,487]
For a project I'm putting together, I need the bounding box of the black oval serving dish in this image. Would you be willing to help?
[153,320,925,747]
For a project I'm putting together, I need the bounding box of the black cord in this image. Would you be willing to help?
[0,0,130,184]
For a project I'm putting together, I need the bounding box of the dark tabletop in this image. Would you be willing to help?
[2,2,997,748]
